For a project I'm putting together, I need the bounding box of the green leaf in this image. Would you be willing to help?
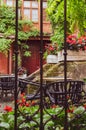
[0,122,10,128]
[74,106,85,114]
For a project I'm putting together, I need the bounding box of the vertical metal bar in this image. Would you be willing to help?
[64,0,68,130]
[14,0,18,130]
[8,51,9,74]
[40,0,44,130]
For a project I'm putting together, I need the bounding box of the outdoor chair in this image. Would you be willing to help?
[45,80,85,106]
[19,79,47,104]
[19,79,85,106]
[0,76,15,99]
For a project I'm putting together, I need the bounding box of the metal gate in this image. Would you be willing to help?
[14,0,86,130]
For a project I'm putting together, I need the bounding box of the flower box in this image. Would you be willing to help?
[58,50,86,61]
[47,55,58,63]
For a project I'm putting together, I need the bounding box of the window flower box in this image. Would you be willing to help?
[58,50,86,61]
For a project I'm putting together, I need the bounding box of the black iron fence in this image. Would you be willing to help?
[14,0,86,130]
[13,78,86,130]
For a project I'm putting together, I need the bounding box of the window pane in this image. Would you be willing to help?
[32,9,38,22]
[6,0,13,6]
[32,1,38,8]
[24,9,30,20]
[43,2,47,8]
[24,1,30,7]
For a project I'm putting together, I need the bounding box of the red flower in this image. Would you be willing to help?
[21,97,26,103]
[67,108,74,113]
[51,104,57,108]
[66,34,77,45]
[20,93,25,97]
[83,104,86,109]
[49,46,54,51]
[4,105,13,112]
[66,34,86,50]
[44,43,58,55]
[25,103,30,107]
[31,101,36,106]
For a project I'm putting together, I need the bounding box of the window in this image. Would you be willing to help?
[32,1,38,8]
[3,0,48,22]
[23,0,38,22]
[32,10,38,22]
[43,2,47,8]
[24,9,30,20]
[24,1,30,7]
[6,0,15,7]
[7,0,13,6]
[43,2,47,21]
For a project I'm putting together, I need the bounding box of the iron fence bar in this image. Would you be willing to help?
[40,0,44,130]
[63,0,68,130]
[14,0,18,129]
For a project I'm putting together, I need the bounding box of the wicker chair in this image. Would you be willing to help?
[0,76,15,99]
[46,80,85,106]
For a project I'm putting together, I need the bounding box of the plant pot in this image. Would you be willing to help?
[47,55,58,63]
[18,74,27,78]
[58,50,86,61]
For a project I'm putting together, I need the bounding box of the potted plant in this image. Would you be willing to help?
[44,43,58,63]
[58,34,86,61]
[18,67,27,78]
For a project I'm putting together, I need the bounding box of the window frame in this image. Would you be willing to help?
[23,0,39,22]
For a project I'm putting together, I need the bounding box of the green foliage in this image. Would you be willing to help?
[0,105,86,130]
[0,4,39,57]
[51,29,64,51]
[47,0,86,50]
[0,94,86,130]
[0,38,11,54]
[20,43,31,57]
[67,0,86,34]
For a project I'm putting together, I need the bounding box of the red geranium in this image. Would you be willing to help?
[44,43,58,55]
[66,34,86,51]
[4,105,13,112]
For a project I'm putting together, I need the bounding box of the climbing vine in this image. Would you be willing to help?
[0,4,39,56]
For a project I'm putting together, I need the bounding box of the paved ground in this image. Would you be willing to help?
[0,96,14,112]
[0,101,14,112]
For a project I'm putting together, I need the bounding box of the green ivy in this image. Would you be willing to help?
[0,38,11,53]
[0,4,39,56]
